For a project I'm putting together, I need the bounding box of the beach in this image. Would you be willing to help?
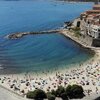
[0,30,100,99]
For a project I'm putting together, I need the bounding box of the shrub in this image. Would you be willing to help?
[56,86,65,97]
[61,93,68,100]
[51,89,57,96]
[75,31,81,37]
[72,27,81,37]
[72,27,80,31]
[65,85,72,97]
[26,89,47,100]
[66,84,85,99]
[47,92,56,100]
[26,91,34,99]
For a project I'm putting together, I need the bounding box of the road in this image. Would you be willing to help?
[0,86,27,100]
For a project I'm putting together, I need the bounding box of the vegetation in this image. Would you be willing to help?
[61,93,68,100]
[26,91,35,99]
[72,26,80,31]
[26,84,85,100]
[56,86,65,97]
[47,92,56,100]
[26,89,47,100]
[66,84,85,99]
[72,27,81,37]
[51,89,57,96]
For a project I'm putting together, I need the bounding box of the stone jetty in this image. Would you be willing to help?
[6,29,62,39]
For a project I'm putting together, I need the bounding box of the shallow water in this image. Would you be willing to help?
[0,0,93,74]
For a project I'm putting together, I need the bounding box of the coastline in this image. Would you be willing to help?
[0,29,100,99]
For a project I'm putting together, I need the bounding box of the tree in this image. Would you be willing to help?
[51,89,57,96]
[26,91,34,99]
[26,89,47,100]
[66,84,85,99]
[56,86,65,97]
[47,92,56,100]
[65,85,72,98]
[61,93,68,100]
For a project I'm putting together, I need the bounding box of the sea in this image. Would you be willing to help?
[0,0,93,74]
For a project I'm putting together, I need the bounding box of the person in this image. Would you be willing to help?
[96,87,98,94]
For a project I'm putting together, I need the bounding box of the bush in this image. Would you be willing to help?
[26,85,84,100]
[75,31,81,37]
[66,85,72,97]
[61,93,68,100]
[47,92,56,100]
[26,89,47,100]
[72,27,80,31]
[51,89,57,96]
[26,91,34,99]
[56,86,65,97]
[66,84,85,99]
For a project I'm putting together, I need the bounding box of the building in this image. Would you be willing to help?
[80,4,100,39]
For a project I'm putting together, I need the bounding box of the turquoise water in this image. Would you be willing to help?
[0,0,93,74]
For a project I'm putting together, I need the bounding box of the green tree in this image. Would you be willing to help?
[66,84,85,99]
[26,89,47,100]
[56,86,65,97]
[26,91,34,99]
[47,92,56,100]
[61,93,68,100]
[51,89,57,96]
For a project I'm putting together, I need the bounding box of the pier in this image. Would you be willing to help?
[6,29,63,39]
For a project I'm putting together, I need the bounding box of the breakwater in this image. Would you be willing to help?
[6,29,62,39]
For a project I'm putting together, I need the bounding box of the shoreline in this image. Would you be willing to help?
[1,29,100,99]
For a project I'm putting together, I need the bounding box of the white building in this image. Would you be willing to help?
[80,4,100,39]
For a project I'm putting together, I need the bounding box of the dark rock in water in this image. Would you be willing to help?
[8,33,23,39]
[6,32,32,39]
[64,21,70,24]
[64,21,72,27]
